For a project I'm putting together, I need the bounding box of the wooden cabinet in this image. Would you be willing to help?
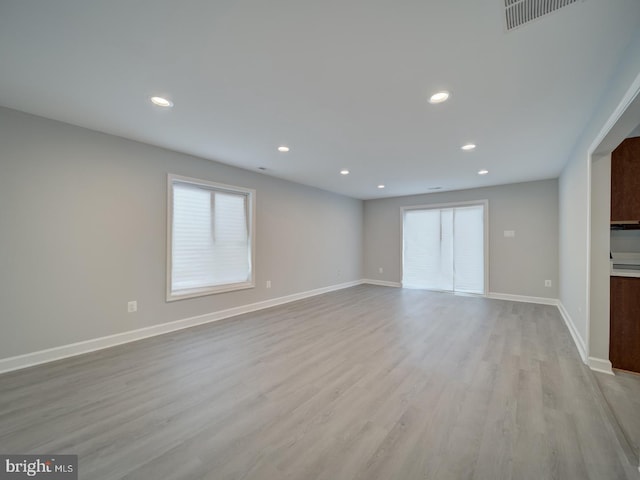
[611,137,640,222]
[610,276,640,373]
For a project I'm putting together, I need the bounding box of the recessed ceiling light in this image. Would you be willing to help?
[340,169,350,175]
[429,91,450,104]
[377,184,385,189]
[150,96,173,107]
[478,169,489,175]
[461,143,476,151]
[277,146,290,152]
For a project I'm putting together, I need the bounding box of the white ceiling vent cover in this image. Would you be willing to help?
[505,0,579,30]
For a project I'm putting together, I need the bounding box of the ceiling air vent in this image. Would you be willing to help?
[505,0,579,31]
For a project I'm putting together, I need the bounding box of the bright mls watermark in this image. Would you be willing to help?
[0,455,77,479]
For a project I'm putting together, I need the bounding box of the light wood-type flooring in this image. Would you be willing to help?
[596,369,640,469]
[1,285,638,479]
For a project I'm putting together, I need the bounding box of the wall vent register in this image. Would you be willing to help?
[504,0,579,31]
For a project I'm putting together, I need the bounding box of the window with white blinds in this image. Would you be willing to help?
[167,175,255,301]
[402,202,486,295]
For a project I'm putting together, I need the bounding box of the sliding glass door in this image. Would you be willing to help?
[402,203,486,294]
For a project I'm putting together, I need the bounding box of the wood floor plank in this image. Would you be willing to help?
[595,369,640,461]
[0,285,638,480]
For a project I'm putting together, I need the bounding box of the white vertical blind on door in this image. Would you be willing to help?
[402,209,453,291]
[403,203,484,294]
[453,205,485,293]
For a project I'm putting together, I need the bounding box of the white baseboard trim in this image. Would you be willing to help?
[0,280,363,375]
[588,357,614,375]
[361,279,402,288]
[487,292,558,306]
[557,301,588,364]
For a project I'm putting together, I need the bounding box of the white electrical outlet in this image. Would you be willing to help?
[545,280,552,287]
[266,280,271,289]
[127,301,137,313]
[504,230,515,238]
[379,267,384,274]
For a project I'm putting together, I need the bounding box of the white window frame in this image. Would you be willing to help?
[166,174,256,301]
[400,199,489,296]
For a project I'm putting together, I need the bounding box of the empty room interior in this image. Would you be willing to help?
[2,1,640,479]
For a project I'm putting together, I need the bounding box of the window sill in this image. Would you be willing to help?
[166,281,255,302]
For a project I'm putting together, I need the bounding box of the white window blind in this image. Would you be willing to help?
[402,209,453,291]
[453,205,485,294]
[403,203,485,295]
[168,176,254,300]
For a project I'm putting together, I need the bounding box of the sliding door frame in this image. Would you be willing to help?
[400,199,489,296]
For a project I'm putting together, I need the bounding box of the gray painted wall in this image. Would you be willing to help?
[0,107,363,359]
[560,30,640,358]
[363,179,559,298]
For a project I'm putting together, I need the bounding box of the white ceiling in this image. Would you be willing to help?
[1,1,639,199]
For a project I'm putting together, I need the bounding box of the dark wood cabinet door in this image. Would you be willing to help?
[611,137,640,222]
[610,276,640,373]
